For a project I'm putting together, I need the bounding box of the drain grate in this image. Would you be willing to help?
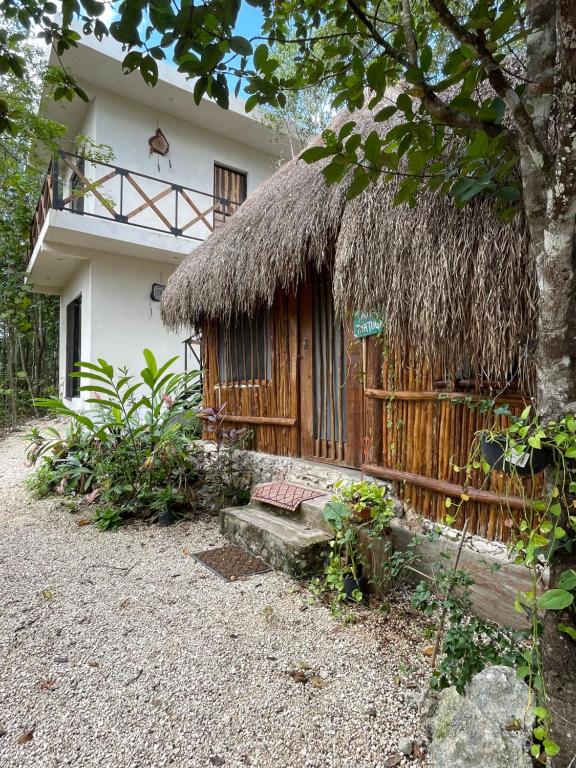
[190,544,272,582]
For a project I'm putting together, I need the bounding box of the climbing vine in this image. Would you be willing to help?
[446,405,576,761]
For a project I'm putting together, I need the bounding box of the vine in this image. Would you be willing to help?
[446,405,576,761]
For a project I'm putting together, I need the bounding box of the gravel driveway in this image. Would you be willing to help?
[0,425,430,768]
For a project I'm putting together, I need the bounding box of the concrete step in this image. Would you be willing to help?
[220,503,332,578]
[250,492,333,533]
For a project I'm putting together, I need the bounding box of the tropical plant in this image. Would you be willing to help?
[198,404,253,513]
[411,568,525,695]
[27,349,202,524]
[321,481,397,610]
[446,405,576,760]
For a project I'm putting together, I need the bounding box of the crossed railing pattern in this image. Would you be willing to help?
[29,150,242,259]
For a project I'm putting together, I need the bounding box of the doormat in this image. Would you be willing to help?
[251,482,326,511]
[190,544,272,582]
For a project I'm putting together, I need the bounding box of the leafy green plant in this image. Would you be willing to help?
[26,349,202,527]
[444,405,576,758]
[412,568,525,694]
[93,506,122,532]
[320,481,397,611]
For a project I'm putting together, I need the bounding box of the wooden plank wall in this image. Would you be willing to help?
[202,290,299,456]
[362,337,536,542]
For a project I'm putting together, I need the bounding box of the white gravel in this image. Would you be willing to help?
[0,424,431,768]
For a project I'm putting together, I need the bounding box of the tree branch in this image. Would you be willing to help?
[427,0,550,168]
[345,0,518,147]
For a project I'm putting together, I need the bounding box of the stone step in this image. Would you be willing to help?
[220,504,332,578]
[250,493,333,533]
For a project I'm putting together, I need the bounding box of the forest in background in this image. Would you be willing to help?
[0,29,63,430]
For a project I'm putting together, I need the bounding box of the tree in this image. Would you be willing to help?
[0,25,63,427]
[1,0,575,760]
[260,39,334,157]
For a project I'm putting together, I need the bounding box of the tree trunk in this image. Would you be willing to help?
[520,0,576,762]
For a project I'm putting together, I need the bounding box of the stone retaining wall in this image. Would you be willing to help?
[202,443,539,629]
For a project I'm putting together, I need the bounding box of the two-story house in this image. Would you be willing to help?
[27,34,288,404]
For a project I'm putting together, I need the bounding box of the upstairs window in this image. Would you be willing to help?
[218,310,271,384]
[214,164,247,227]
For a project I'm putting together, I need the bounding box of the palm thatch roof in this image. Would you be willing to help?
[161,101,536,384]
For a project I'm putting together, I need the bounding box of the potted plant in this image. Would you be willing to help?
[479,406,552,476]
[323,482,395,603]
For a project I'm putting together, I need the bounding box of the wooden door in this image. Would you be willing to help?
[213,164,247,227]
[299,274,363,467]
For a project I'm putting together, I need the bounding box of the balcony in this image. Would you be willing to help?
[29,150,242,261]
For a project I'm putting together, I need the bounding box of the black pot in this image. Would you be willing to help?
[158,508,176,527]
[480,435,551,476]
[343,569,367,600]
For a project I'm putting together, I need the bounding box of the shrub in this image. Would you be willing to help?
[27,349,202,524]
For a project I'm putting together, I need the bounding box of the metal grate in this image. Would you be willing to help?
[190,544,272,581]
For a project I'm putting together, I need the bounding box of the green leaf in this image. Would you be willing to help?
[543,740,560,757]
[346,167,371,200]
[558,569,576,590]
[229,36,252,56]
[142,348,158,377]
[558,623,576,640]
[537,589,574,611]
[366,60,387,94]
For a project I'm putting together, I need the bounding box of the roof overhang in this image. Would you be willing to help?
[40,34,292,157]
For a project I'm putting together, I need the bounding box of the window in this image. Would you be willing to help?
[65,296,82,398]
[213,164,247,228]
[69,157,85,214]
[218,310,271,383]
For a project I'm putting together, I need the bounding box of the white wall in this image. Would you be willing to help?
[59,252,191,405]
[59,260,92,404]
[67,85,277,239]
[89,252,186,378]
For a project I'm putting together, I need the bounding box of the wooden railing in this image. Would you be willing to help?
[28,151,243,260]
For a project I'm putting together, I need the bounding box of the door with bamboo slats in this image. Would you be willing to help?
[299,273,363,467]
[213,164,247,228]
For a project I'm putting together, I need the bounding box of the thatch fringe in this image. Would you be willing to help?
[161,102,536,385]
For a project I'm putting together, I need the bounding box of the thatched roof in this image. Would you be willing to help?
[161,102,536,384]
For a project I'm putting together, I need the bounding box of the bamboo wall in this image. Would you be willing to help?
[202,283,535,543]
[202,290,299,456]
[363,337,535,542]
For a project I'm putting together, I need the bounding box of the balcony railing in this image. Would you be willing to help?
[29,150,242,260]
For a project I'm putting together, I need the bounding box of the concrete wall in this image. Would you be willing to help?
[89,252,185,377]
[59,260,92,406]
[69,85,277,238]
[59,252,189,404]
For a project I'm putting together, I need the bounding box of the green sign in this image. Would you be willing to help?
[353,312,383,338]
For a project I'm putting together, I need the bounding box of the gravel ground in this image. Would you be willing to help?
[0,424,431,768]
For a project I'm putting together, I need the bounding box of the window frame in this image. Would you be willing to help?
[216,309,272,386]
[65,295,82,399]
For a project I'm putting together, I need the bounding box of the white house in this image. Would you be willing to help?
[27,34,288,404]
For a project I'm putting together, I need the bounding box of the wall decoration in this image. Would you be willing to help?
[148,128,172,171]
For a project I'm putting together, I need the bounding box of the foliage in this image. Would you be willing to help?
[27,349,203,524]
[445,405,576,758]
[412,566,525,694]
[94,506,122,531]
[320,480,396,611]
[0,22,64,430]
[198,403,253,513]
[260,32,335,157]
[0,0,543,214]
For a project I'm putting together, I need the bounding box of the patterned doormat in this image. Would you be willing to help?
[190,544,272,582]
[251,482,326,511]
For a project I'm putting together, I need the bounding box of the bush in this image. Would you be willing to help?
[27,349,203,525]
